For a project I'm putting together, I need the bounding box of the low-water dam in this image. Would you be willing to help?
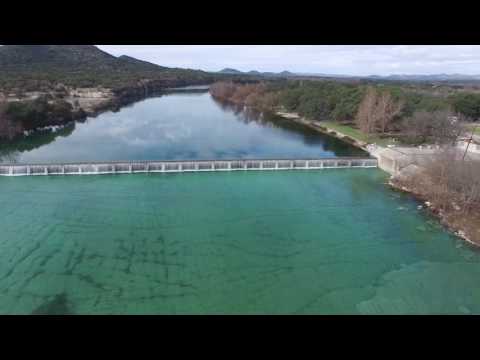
[0,158,378,177]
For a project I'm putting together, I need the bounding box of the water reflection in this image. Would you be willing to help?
[0,90,366,164]
[0,122,75,163]
[211,98,364,155]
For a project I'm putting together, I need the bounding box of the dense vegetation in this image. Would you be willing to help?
[210,80,479,145]
[211,80,454,121]
[0,45,218,92]
[452,93,480,120]
[4,96,81,130]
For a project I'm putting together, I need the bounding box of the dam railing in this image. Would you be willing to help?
[0,158,378,177]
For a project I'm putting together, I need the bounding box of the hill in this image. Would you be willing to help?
[219,68,244,75]
[0,45,220,139]
[0,45,215,91]
[366,74,480,82]
[0,45,119,70]
[218,68,297,78]
[117,54,169,72]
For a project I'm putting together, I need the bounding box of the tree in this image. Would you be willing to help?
[401,110,464,145]
[355,86,378,134]
[424,149,480,212]
[356,87,404,135]
[453,93,480,121]
[208,82,237,101]
[376,91,404,134]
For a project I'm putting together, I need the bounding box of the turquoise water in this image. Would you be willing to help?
[1,170,479,314]
[0,90,366,164]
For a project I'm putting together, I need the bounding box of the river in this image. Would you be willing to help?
[0,88,366,164]
[0,89,479,314]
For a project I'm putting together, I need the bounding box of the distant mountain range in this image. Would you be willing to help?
[217,68,480,83]
[365,74,480,82]
[218,68,296,78]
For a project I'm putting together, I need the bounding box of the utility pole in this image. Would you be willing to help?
[463,122,479,161]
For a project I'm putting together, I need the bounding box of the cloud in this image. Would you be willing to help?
[97,45,480,76]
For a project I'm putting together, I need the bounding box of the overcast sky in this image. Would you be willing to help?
[97,45,480,76]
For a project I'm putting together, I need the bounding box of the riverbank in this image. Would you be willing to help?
[275,111,370,151]
[275,110,480,247]
[0,80,212,140]
[389,173,480,247]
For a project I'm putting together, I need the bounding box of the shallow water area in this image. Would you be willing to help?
[1,170,479,314]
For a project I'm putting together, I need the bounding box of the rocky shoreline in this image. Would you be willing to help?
[388,177,479,247]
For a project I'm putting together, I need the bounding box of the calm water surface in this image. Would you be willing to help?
[1,89,478,315]
[0,89,366,164]
[0,170,479,314]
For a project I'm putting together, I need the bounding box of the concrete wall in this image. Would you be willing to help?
[0,158,378,177]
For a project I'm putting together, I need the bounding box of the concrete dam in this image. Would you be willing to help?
[0,158,378,177]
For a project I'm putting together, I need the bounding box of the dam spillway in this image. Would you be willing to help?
[0,158,378,177]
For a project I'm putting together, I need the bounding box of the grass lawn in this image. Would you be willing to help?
[464,123,480,136]
[320,121,397,147]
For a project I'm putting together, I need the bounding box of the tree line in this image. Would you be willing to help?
[210,80,480,145]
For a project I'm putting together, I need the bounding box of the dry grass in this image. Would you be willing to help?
[464,123,480,135]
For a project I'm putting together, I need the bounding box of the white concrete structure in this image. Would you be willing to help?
[0,158,378,177]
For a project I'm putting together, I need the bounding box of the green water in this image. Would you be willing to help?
[1,170,479,314]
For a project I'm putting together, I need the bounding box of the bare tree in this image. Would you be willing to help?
[423,149,480,213]
[376,91,404,134]
[356,86,377,134]
[401,110,464,145]
[209,82,237,101]
[356,87,403,135]
[210,82,277,111]
[462,122,479,160]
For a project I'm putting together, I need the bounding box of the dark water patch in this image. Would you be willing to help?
[76,274,108,291]
[2,171,480,314]
[31,293,74,315]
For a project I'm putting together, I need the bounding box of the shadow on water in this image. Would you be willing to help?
[211,98,368,157]
[31,293,74,315]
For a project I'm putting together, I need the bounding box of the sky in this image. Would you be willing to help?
[97,45,480,76]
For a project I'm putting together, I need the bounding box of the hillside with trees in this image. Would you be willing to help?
[0,45,217,91]
[0,45,234,139]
